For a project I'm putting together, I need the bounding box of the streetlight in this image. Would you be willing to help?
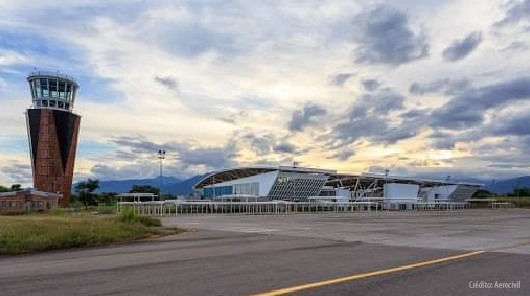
[158,149,165,201]
[384,168,389,198]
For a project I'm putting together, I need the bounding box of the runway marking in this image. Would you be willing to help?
[247,250,485,296]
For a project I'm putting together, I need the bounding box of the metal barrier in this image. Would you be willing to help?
[116,201,380,216]
[116,200,472,216]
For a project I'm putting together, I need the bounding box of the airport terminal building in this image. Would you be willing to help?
[193,166,482,204]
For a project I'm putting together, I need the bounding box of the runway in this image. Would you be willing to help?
[1,210,528,295]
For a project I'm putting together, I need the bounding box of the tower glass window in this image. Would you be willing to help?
[49,78,58,97]
[41,78,49,96]
[58,80,66,98]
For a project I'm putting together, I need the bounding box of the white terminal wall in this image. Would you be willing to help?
[383,183,419,201]
[204,170,279,196]
[335,188,350,202]
[423,185,458,202]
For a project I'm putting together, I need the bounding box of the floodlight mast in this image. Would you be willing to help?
[158,149,165,201]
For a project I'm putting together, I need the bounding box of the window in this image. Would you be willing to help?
[49,100,56,108]
[36,100,42,107]
[65,83,70,101]
[65,103,70,110]
[40,78,49,96]
[58,80,66,98]
[58,101,64,109]
[42,100,48,107]
[49,78,58,97]
[35,79,41,97]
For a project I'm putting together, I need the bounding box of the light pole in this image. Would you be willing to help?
[158,149,165,201]
[384,168,389,199]
[515,179,521,207]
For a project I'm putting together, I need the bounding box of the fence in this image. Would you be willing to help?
[116,200,476,216]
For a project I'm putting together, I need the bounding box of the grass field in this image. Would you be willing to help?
[0,212,161,255]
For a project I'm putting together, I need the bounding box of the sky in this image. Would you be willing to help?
[0,0,530,186]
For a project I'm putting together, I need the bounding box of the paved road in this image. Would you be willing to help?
[1,210,529,295]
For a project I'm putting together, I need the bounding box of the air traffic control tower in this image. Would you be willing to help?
[26,71,81,207]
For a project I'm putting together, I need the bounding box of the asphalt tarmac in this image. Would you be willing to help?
[1,209,529,296]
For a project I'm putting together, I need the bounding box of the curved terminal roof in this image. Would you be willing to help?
[326,173,483,188]
[194,166,277,189]
[193,165,337,189]
[193,166,483,190]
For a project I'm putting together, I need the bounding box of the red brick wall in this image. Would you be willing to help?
[33,110,80,207]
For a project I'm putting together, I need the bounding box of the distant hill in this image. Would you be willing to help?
[72,175,207,195]
[484,176,530,194]
[164,174,208,195]
[74,176,181,194]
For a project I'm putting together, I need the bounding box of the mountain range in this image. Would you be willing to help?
[77,175,207,195]
[483,176,530,194]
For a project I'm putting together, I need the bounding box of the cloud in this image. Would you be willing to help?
[239,133,275,156]
[328,73,355,86]
[1,162,32,184]
[0,50,30,66]
[409,78,470,95]
[490,111,530,136]
[400,108,430,119]
[331,149,355,161]
[354,91,406,115]
[430,77,530,129]
[154,75,179,90]
[274,142,296,154]
[442,31,483,62]
[288,104,327,132]
[107,135,237,174]
[361,78,380,92]
[494,0,530,27]
[501,41,528,52]
[352,5,429,66]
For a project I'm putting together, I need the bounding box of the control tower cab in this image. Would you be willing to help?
[27,71,79,112]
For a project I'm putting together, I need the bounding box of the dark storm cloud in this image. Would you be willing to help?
[274,142,296,154]
[430,77,530,129]
[361,78,380,92]
[409,78,470,95]
[352,5,429,66]
[288,104,327,132]
[494,0,530,27]
[328,73,355,86]
[154,75,179,90]
[442,31,483,62]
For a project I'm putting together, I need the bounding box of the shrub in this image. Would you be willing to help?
[116,207,161,227]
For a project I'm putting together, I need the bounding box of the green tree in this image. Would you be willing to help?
[96,192,118,205]
[74,179,100,206]
[472,189,495,198]
[508,186,530,197]
[129,185,160,195]
[0,185,9,192]
[10,184,22,191]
